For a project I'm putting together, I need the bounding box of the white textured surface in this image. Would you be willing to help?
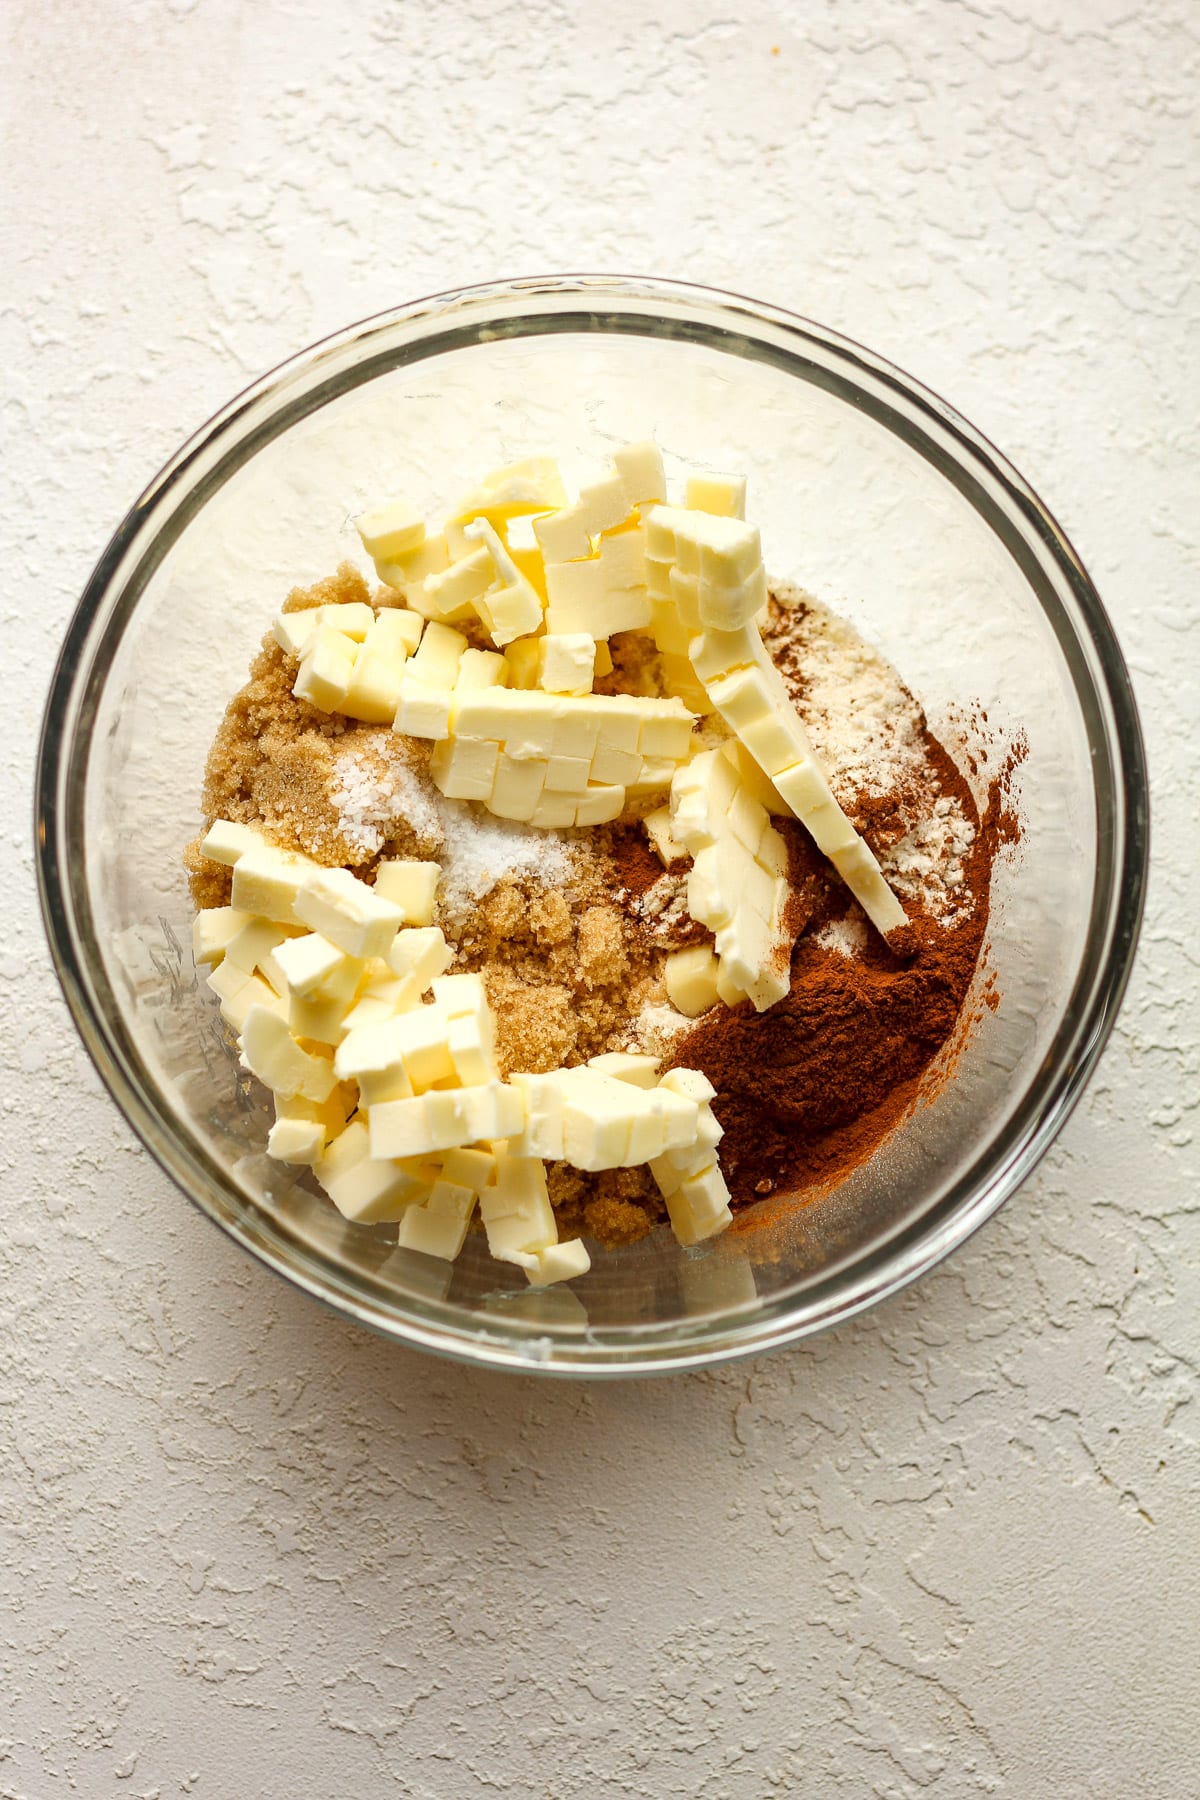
[2,2,1197,1794]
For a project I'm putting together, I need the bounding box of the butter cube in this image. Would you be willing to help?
[423,545,494,613]
[503,637,543,690]
[373,859,440,926]
[544,753,591,794]
[685,472,747,519]
[200,819,267,866]
[688,624,762,683]
[572,784,625,827]
[539,633,596,696]
[625,1105,668,1164]
[207,961,286,1031]
[829,843,908,935]
[649,596,691,655]
[534,506,592,563]
[375,533,450,602]
[336,974,420,1038]
[464,518,543,645]
[728,783,767,854]
[720,738,793,820]
[192,906,252,966]
[395,1179,477,1260]
[288,988,358,1047]
[648,506,762,585]
[698,565,768,632]
[408,619,468,688]
[448,457,567,526]
[369,1081,522,1160]
[478,579,544,648]
[490,753,546,822]
[441,1146,496,1192]
[294,626,357,712]
[356,1061,416,1106]
[644,807,689,867]
[578,473,634,537]
[479,1156,557,1258]
[637,710,694,761]
[586,1051,660,1088]
[448,1013,499,1086]
[665,945,721,1017]
[453,687,533,740]
[626,758,678,799]
[463,1082,524,1143]
[273,610,320,657]
[371,608,425,655]
[660,1066,718,1107]
[506,1073,567,1160]
[341,642,407,724]
[240,1005,337,1103]
[295,867,403,960]
[545,557,650,636]
[387,927,453,992]
[715,962,752,1009]
[706,665,773,732]
[334,1014,417,1084]
[393,677,453,740]
[456,648,509,689]
[429,735,500,801]
[230,847,318,926]
[687,845,736,930]
[593,639,614,677]
[590,742,642,786]
[560,1073,634,1171]
[526,1239,591,1287]
[612,440,667,507]
[430,970,489,1021]
[266,1116,326,1166]
[666,1165,733,1246]
[366,1095,438,1161]
[399,1009,457,1091]
[270,931,347,996]
[356,497,426,561]
[548,703,600,762]
[735,705,805,779]
[316,1122,429,1224]
[274,602,375,658]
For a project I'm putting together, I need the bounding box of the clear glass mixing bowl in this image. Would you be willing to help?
[35,276,1148,1374]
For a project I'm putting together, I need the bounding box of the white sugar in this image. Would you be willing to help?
[329,730,573,923]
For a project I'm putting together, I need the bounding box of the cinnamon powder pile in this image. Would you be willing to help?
[670,759,1010,1205]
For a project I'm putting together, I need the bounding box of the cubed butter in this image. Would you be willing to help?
[539,634,595,696]
[665,944,721,1017]
[356,497,426,561]
[240,1005,337,1103]
[200,819,267,867]
[192,905,252,966]
[685,472,747,519]
[373,859,440,926]
[294,626,357,712]
[295,867,403,960]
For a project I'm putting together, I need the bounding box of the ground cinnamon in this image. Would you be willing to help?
[670,743,1009,1206]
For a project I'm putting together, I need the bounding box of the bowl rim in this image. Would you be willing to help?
[34,273,1150,1376]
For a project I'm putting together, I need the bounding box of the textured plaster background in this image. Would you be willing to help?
[2,2,1198,1795]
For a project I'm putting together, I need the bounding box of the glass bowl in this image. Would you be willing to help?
[35,276,1148,1375]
